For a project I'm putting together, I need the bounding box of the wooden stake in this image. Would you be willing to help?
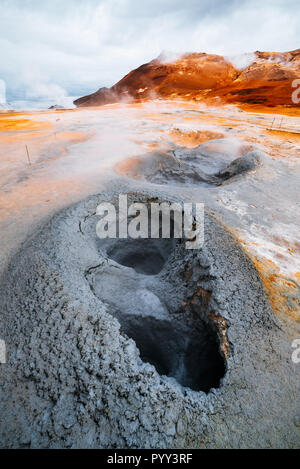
[25,145,31,165]
[171,150,182,166]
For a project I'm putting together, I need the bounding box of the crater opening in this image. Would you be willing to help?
[107,238,176,275]
[117,312,226,393]
[91,222,227,393]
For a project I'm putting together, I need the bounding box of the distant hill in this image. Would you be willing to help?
[74,49,300,108]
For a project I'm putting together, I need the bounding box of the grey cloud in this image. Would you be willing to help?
[0,0,299,101]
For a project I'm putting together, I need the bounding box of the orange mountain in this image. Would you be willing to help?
[74,49,300,108]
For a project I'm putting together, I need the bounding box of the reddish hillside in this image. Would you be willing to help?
[74,49,300,108]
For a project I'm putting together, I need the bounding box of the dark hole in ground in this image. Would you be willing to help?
[117,313,226,393]
[107,238,176,275]
[94,231,226,392]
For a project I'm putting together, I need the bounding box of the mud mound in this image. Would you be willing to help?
[217,151,262,180]
[116,142,265,187]
[0,191,298,448]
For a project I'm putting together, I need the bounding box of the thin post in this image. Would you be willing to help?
[25,145,31,165]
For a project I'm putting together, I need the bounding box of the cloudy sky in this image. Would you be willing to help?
[0,0,299,102]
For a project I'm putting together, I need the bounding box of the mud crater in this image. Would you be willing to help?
[116,141,264,187]
[87,235,226,393]
[0,191,292,449]
[106,238,175,275]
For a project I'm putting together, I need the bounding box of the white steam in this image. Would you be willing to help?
[226,52,256,70]
[157,51,184,64]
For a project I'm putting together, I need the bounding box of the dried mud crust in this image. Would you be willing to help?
[0,191,299,449]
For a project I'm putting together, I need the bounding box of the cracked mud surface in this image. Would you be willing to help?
[0,191,299,448]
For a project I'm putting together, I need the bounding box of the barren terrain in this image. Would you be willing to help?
[1,101,299,321]
[0,94,299,448]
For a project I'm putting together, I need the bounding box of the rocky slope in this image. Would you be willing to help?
[74,49,300,108]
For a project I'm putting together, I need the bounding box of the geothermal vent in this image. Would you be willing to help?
[0,192,297,449]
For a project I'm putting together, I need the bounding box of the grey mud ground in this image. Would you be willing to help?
[0,103,299,448]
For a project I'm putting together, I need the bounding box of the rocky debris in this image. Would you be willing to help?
[48,105,65,110]
[0,191,299,448]
[74,49,300,108]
